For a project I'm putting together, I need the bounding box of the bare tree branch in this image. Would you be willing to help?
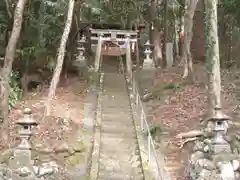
[4,0,12,19]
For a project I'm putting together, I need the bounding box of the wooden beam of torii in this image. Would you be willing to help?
[90,29,138,42]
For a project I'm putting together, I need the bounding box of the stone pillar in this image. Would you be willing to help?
[94,33,103,72]
[126,34,132,81]
[135,40,140,68]
[166,42,173,68]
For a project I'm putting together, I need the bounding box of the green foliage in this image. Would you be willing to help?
[8,72,22,109]
[0,13,8,34]
[143,124,163,137]
[13,0,67,75]
[163,82,180,90]
[221,0,240,25]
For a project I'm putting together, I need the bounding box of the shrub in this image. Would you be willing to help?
[8,72,22,109]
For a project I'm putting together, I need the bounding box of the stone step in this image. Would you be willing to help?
[99,152,140,163]
[101,133,137,141]
[102,109,130,114]
[101,99,129,103]
[101,126,136,135]
[103,94,128,97]
[103,91,127,94]
[98,169,144,180]
[101,123,134,131]
[102,116,133,121]
[101,107,130,111]
[101,121,134,128]
[100,138,138,149]
[100,134,137,142]
[102,113,132,119]
[96,73,144,180]
[101,106,130,110]
[102,115,132,120]
[101,100,130,105]
[100,140,138,151]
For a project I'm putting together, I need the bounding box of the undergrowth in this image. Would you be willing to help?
[8,71,22,109]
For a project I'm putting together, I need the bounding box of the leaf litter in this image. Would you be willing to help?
[0,77,87,164]
[149,65,240,180]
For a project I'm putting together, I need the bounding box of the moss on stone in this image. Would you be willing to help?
[151,83,180,98]
[70,140,86,153]
[0,149,13,163]
[64,153,82,167]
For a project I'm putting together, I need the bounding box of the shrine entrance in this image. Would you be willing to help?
[99,41,122,73]
[89,28,139,79]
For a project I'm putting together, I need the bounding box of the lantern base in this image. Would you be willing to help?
[212,143,231,154]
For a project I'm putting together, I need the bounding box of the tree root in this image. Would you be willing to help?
[178,137,198,149]
[176,130,204,139]
[176,130,203,149]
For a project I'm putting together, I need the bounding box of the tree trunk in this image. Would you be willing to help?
[163,0,168,67]
[182,0,199,81]
[4,0,13,47]
[204,0,221,115]
[150,0,163,68]
[226,15,233,68]
[173,14,179,65]
[0,0,27,142]
[153,30,163,68]
[45,0,75,116]
[63,9,79,81]
[178,0,185,58]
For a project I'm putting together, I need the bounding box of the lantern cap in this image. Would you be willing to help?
[24,108,32,114]
[144,40,154,47]
[206,108,231,122]
[138,24,146,29]
[16,108,38,126]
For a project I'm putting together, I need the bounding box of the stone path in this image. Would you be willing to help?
[97,72,144,180]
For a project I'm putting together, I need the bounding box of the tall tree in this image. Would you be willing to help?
[0,0,27,123]
[45,0,75,116]
[204,0,221,115]
[182,0,198,81]
[150,0,163,67]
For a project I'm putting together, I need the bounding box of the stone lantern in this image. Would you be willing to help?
[16,108,38,150]
[206,108,231,154]
[77,46,86,61]
[143,40,154,70]
[75,35,87,78]
[76,35,86,61]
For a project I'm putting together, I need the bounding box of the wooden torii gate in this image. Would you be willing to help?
[90,28,138,80]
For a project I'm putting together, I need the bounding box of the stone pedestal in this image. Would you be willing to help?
[166,42,173,68]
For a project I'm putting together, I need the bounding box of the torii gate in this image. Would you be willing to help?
[90,28,139,80]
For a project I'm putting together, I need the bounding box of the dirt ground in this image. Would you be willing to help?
[0,76,87,154]
[1,63,239,179]
[151,64,240,180]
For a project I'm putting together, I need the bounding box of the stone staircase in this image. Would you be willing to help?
[98,72,144,180]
